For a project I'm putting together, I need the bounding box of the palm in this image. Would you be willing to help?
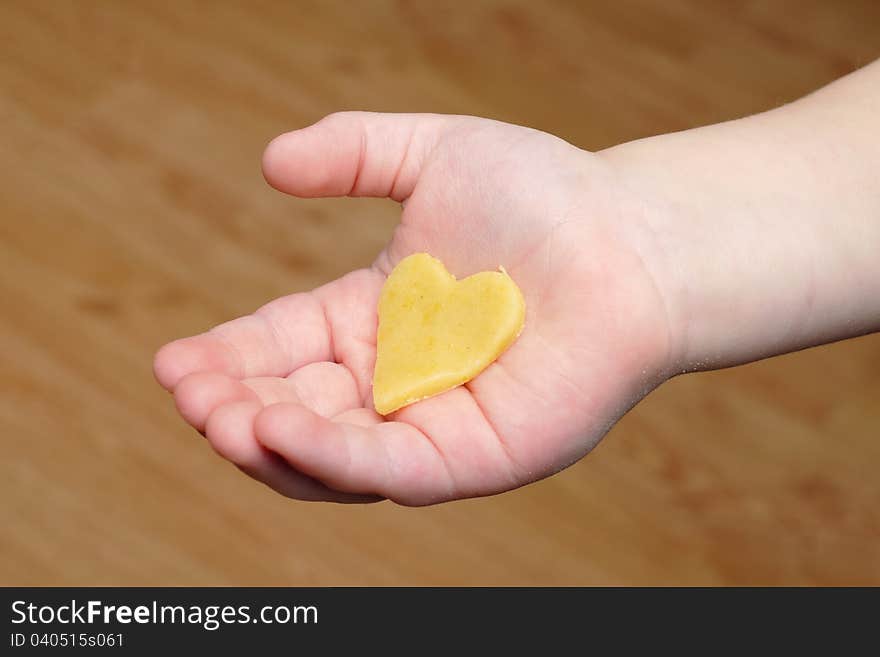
[155,114,672,505]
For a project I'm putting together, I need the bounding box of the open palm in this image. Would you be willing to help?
[154,113,675,505]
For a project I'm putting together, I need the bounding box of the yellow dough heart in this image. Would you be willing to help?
[372,253,526,415]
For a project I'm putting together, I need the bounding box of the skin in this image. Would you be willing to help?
[154,61,880,506]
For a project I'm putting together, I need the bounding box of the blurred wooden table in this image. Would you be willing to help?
[1,0,878,585]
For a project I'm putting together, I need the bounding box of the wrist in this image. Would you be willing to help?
[598,72,880,373]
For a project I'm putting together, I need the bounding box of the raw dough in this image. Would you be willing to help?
[372,253,526,415]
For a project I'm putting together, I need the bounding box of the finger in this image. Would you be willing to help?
[311,268,383,400]
[153,291,331,391]
[175,361,363,434]
[154,267,385,393]
[254,402,457,506]
[262,111,456,202]
[174,371,259,433]
[244,361,363,417]
[205,400,382,504]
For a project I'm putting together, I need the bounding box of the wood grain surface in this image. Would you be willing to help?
[1,0,878,585]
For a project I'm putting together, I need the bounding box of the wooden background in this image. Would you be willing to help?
[2,0,878,585]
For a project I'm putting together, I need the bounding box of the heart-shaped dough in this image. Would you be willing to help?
[372,253,526,415]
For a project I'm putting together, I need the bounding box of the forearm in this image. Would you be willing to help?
[601,60,880,372]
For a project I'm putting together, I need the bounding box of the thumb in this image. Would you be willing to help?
[262,111,454,202]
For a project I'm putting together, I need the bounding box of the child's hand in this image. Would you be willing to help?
[154,61,880,505]
[153,113,676,504]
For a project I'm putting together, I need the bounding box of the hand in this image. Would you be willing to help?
[153,112,676,505]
